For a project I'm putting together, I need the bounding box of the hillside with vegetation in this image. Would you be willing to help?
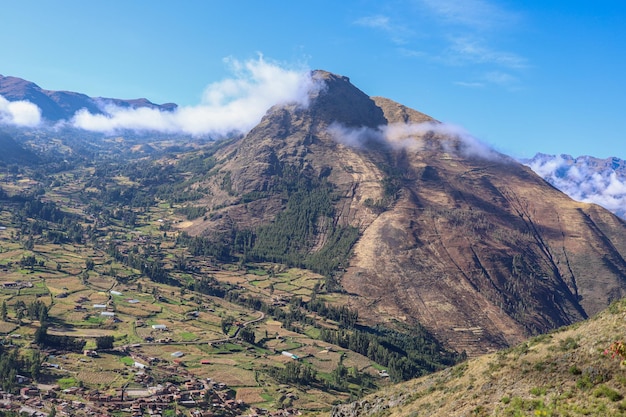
[331,297,626,417]
[0,69,626,416]
[160,70,626,357]
[0,128,461,416]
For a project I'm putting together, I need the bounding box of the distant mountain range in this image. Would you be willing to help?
[524,154,626,219]
[0,74,177,122]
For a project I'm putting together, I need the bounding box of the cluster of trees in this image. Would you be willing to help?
[244,167,359,277]
[85,143,224,208]
[15,198,70,224]
[0,343,42,393]
[177,233,235,263]
[6,300,49,324]
[18,254,43,269]
[319,325,464,382]
[106,243,178,286]
[0,347,22,392]
[296,295,359,328]
[34,324,86,352]
[176,167,359,280]
[0,186,87,247]
[191,278,461,382]
[266,361,317,386]
[265,353,374,394]
[20,300,48,323]
[96,335,115,350]
[239,327,255,344]
[175,205,207,220]
[190,276,227,298]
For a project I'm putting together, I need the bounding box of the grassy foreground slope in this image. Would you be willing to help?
[330,298,626,417]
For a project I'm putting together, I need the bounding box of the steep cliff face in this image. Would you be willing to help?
[181,70,626,355]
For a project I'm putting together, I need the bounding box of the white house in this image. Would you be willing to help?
[281,351,299,360]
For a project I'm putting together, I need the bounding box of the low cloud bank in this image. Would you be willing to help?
[526,154,626,219]
[2,56,317,136]
[0,95,42,127]
[70,56,316,136]
[328,121,504,160]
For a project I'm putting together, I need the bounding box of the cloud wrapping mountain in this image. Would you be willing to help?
[0,95,42,127]
[70,57,316,136]
[525,154,626,219]
[328,120,504,160]
[1,57,317,137]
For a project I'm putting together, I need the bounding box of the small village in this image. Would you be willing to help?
[1,343,302,417]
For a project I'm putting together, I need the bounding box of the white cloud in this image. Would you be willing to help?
[354,15,392,31]
[71,56,317,136]
[416,0,519,31]
[401,0,528,91]
[448,37,527,69]
[455,70,522,91]
[354,14,413,44]
[454,81,485,88]
[328,121,503,161]
[526,155,626,219]
[483,71,521,89]
[0,95,42,127]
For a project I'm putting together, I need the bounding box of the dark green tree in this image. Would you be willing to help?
[239,327,255,344]
[29,350,41,382]
[85,258,95,271]
[34,323,48,345]
[221,316,235,335]
[96,335,115,350]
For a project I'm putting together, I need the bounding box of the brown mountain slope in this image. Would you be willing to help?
[329,297,626,417]
[177,70,626,356]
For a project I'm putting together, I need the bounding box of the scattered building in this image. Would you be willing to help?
[15,375,30,384]
[2,281,33,289]
[84,350,98,357]
[281,351,299,360]
[20,386,39,398]
[152,324,167,330]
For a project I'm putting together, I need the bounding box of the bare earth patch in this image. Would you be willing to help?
[235,387,265,404]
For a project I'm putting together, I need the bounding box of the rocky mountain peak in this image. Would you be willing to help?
[307,70,387,128]
[188,71,626,356]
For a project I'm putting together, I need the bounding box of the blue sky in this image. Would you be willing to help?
[1,1,625,158]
